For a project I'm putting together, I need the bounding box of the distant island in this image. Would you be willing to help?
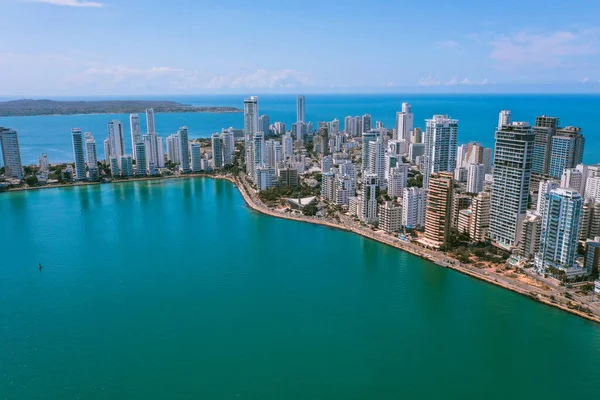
[0,99,243,117]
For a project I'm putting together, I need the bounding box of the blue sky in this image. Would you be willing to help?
[2,0,600,95]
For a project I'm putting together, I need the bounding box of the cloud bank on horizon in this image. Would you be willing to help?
[2,0,600,95]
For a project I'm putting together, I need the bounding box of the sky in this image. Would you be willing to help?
[2,0,600,95]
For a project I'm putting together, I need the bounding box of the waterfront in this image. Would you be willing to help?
[1,94,600,165]
[2,178,600,399]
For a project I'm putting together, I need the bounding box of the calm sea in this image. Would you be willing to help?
[1,178,599,399]
[1,94,599,165]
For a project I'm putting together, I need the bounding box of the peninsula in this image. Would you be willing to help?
[0,99,243,117]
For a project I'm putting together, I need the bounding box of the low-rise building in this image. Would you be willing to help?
[379,201,402,233]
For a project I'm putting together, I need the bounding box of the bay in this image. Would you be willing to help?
[1,178,599,399]
[1,94,599,165]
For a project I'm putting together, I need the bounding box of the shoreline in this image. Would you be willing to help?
[4,173,599,324]
[229,175,600,325]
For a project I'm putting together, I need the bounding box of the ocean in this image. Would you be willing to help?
[1,94,599,165]
[1,178,599,399]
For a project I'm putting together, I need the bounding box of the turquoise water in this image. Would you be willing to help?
[1,94,599,164]
[1,178,600,399]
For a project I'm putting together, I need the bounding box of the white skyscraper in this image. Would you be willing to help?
[244,96,259,180]
[423,115,458,188]
[388,164,409,198]
[362,114,372,133]
[71,128,86,181]
[489,122,534,250]
[297,95,305,123]
[0,127,23,180]
[395,102,414,141]
[537,180,560,214]
[120,155,134,177]
[107,120,125,162]
[166,133,181,164]
[221,129,235,166]
[252,133,265,182]
[466,163,485,194]
[282,133,293,159]
[535,188,583,277]
[130,114,142,158]
[498,110,512,130]
[156,136,164,168]
[146,108,156,135]
[402,187,426,229]
[85,132,99,180]
[103,138,111,164]
[178,127,190,173]
[38,153,49,172]
[368,137,385,188]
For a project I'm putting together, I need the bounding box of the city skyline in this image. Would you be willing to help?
[2,0,600,95]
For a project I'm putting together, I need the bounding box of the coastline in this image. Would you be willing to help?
[4,173,599,324]
[229,174,600,325]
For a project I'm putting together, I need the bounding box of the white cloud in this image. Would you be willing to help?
[419,76,488,86]
[208,69,313,89]
[438,40,459,49]
[489,29,598,67]
[65,66,313,92]
[26,0,103,7]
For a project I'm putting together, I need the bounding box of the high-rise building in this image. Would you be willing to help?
[537,180,560,214]
[109,156,119,177]
[362,114,372,134]
[71,128,86,181]
[368,136,385,188]
[255,165,277,190]
[107,120,125,163]
[146,108,156,135]
[178,127,190,173]
[221,129,235,166]
[402,187,426,229]
[482,147,493,174]
[244,96,259,140]
[466,163,485,194]
[362,131,379,172]
[561,168,583,192]
[130,114,142,159]
[277,167,299,188]
[321,155,333,174]
[498,110,512,129]
[395,102,414,141]
[531,115,560,177]
[253,133,265,182]
[423,115,458,188]
[469,191,491,243]
[282,133,293,160]
[166,133,181,164]
[38,153,49,172]
[548,126,584,179]
[297,95,305,123]
[156,136,165,168]
[321,172,336,201]
[388,164,408,198]
[134,142,147,176]
[244,96,259,180]
[535,188,583,278]
[103,138,111,164]
[273,122,286,136]
[259,114,270,135]
[409,143,426,164]
[329,119,340,136]
[411,127,422,144]
[190,143,202,173]
[119,155,134,177]
[520,211,542,260]
[334,176,353,205]
[359,173,378,223]
[212,133,223,169]
[422,172,454,248]
[584,238,600,276]
[85,132,99,180]
[489,122,534,250]
[379,201,402,233]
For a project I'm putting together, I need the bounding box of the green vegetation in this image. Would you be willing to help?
[407,171,423,188]
[0,99,242,117]
[24,175,38,187]
[302,200,318,216]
